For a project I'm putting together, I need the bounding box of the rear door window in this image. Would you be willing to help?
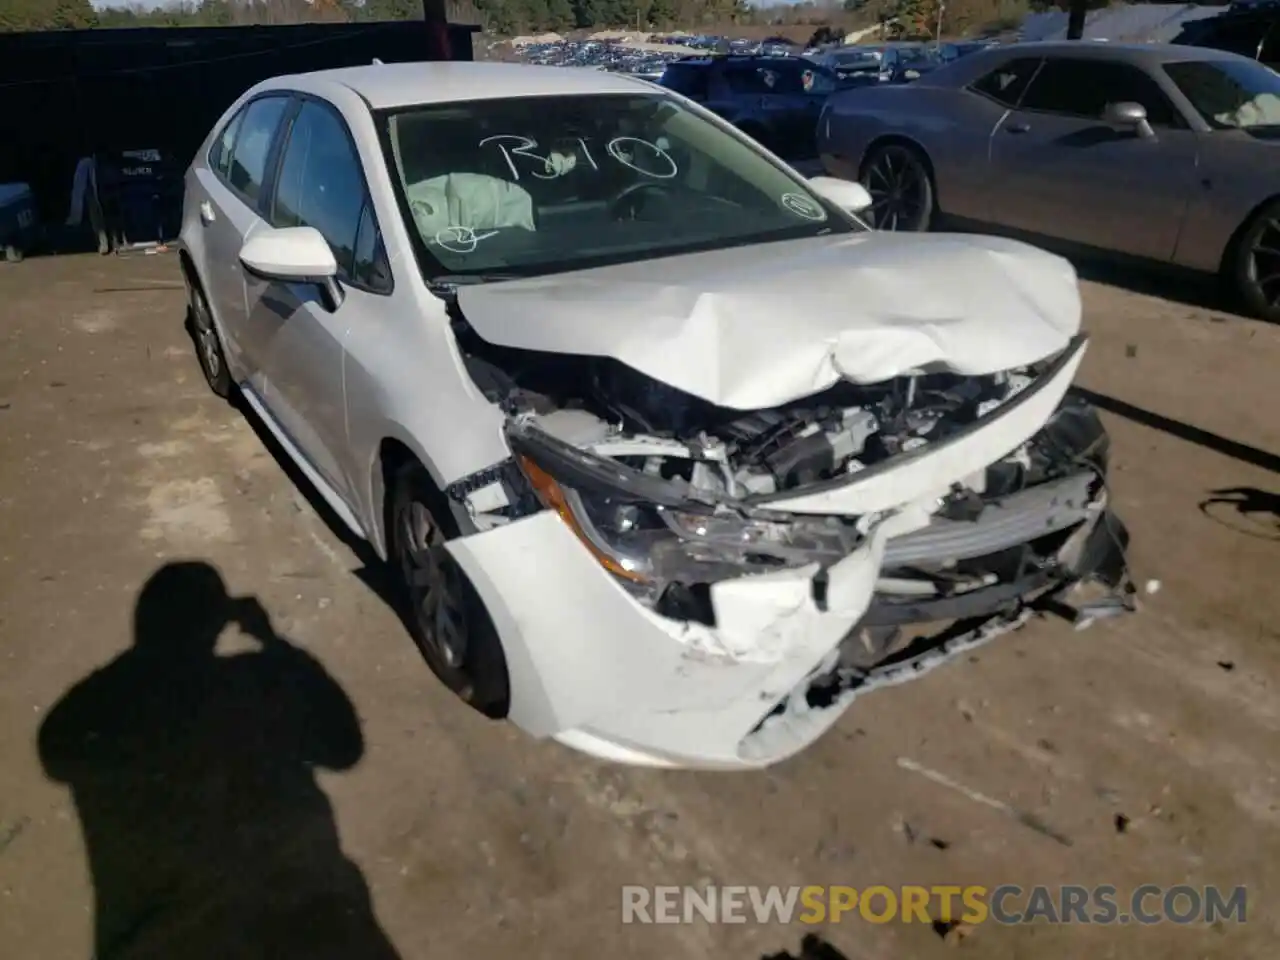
[969,58,1042,107]
[1192,16,1271,58]
[227,96,290,205]
[1260,20,1280,66]
[723,65,772,95]
[759,63,805,95]
[208,109,245,179]
[662,65,711,100]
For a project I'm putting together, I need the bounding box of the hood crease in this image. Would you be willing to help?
[455,231,1082,409]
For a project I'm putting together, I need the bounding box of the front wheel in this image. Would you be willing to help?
[387,461,509,719]
[1231,200,1280,323]
[859,142,935,232]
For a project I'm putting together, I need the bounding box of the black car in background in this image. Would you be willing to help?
[811,46,885,84]
[1172,0,1280,67]
[658,55,840,160]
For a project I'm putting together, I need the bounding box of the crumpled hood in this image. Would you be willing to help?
[455,230,1082,409]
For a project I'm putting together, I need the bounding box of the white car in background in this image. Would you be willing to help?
[179,62,1133,770]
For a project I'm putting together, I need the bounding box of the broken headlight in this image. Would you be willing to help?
[513,435,854,602]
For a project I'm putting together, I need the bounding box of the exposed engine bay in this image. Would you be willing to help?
[447,304,1132,640]
[454,306,1045,500]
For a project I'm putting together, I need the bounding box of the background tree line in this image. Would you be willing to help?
[1,0,1098,42]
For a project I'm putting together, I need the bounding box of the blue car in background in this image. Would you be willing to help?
[658,55,840,159]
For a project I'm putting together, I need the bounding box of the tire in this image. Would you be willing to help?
[183,271,234,399]
[387,461,510,719]
[1230,199,1280,323]
[858,141,935,232]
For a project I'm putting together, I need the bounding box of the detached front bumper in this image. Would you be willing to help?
[446,337,1129,771]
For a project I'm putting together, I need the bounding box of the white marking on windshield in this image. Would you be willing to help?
[478,135,572,180]
[780,192,827,221]
[606,137,679,178]
[478,134,678,180]
[433,226,498,254]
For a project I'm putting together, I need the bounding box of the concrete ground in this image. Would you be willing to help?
[0,252,1277,960]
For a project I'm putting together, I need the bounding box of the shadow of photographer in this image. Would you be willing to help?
[37,561,400,960]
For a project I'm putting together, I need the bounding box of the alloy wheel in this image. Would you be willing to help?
[1248,217,1280,311]
[862,146,929,231]
[396,500,468,673]
[190,288,222,382]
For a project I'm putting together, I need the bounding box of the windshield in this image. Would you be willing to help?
[1164,58,1280,130]
[828,50,881,67]
[902,46,946,66]
[379,93,854,279]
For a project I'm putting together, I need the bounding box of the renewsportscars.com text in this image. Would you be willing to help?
[621,884,1247,926]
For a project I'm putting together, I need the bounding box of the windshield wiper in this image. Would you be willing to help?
[427,272,524,296]
[430,272,523,286]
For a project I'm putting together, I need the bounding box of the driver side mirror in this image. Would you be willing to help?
[807,175,873,215]
[1103,101,1154,140]
[239,226,345,312]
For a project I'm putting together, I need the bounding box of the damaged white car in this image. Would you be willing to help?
[179,62,1134,769]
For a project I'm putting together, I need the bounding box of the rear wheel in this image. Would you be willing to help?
[859,142,935,232]
[1231,200,1280,323]
[183,271,233,399]
[387,461,509,718]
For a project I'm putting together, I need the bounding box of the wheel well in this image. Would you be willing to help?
[376,436,510,719]
[178,250,199,326]
[1218,192,1280,278]
[178,248,199,290]
[375,438,459,550]
[377,437,417,551]
[859,135,939,209]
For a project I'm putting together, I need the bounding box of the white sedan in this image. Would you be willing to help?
[179,61,1133,770]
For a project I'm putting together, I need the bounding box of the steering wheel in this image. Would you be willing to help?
[609,180,678,221]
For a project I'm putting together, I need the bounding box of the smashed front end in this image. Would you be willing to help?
[442,313,1134,769]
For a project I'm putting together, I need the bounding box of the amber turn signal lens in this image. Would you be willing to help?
[517,455,647,583]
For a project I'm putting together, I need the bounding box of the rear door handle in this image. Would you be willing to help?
[1006,122,1031,134]
[199,201,216,225]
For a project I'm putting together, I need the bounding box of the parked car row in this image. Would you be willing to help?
[514,39,681,79]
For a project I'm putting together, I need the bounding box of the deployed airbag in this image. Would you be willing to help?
[407,172,535,237]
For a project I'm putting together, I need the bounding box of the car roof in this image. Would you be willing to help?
[670,55,802,66]
[261,61,655,110]
[990,40,1247,64]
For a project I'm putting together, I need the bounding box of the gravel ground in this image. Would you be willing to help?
[0,252,1277,960]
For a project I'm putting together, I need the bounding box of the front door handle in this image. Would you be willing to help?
[199,201,216,225]
[1006,122,1031,134]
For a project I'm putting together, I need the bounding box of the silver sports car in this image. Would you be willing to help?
[817,41,1280,321]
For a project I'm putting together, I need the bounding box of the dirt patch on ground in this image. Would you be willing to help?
[1,253,1277,959]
